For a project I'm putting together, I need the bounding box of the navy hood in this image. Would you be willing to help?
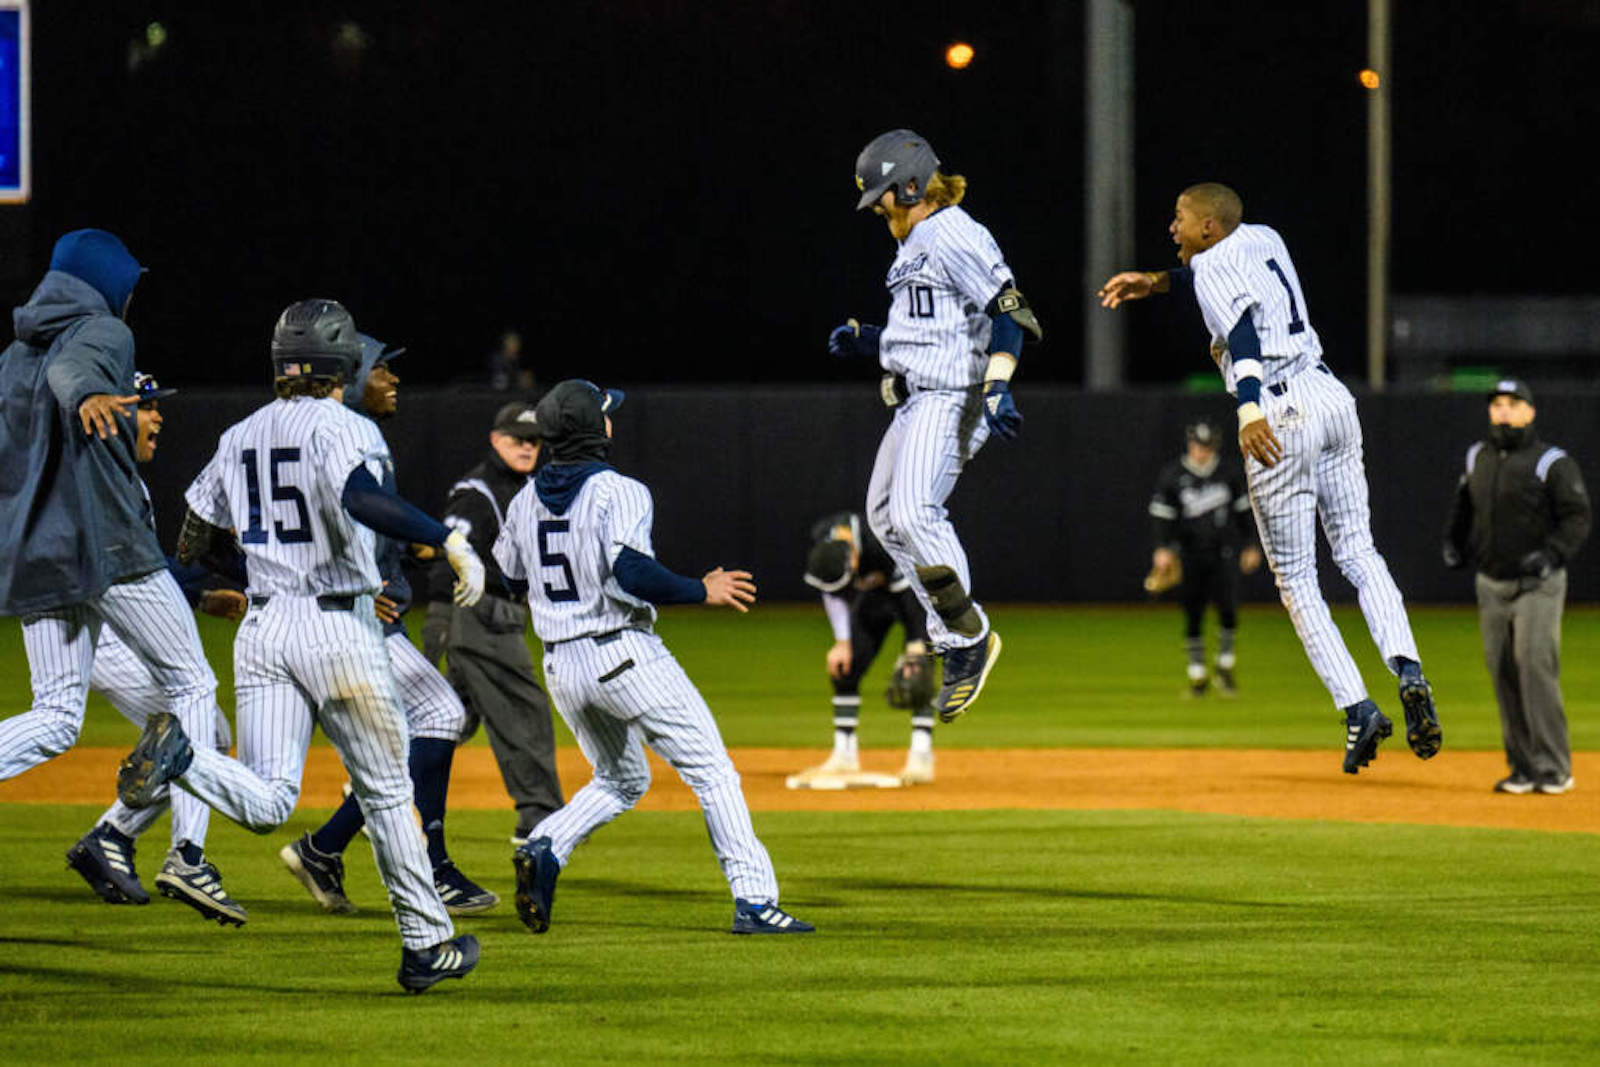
[13,271,123,349]
[344,333,405,417]
[534,461,611,516]
[49,229,142,316]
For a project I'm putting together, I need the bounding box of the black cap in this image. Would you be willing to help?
[1486,378,1534,405]
[1185,419,1218,447]
[133,371,177,402]
[491,401,541,440]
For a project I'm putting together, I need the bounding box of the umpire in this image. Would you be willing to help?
[1148,419,1261,696]
[434,402,564,841]
[1444,379,1590,795]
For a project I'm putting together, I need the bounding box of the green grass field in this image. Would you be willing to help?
[2,603,1597,1063]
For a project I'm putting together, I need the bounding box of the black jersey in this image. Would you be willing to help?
[1148,454,1254,558]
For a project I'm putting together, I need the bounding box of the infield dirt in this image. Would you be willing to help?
[2,745,1593,834]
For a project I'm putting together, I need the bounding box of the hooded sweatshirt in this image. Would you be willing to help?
[0,256,163,614]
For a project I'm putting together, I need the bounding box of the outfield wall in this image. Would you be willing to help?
[143,385,1600,604]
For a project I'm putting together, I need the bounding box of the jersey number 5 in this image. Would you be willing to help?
[536,520,580,602]
[240,448,312,545]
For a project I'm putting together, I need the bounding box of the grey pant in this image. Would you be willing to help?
[445,595,564,832]
[1476,569,1570,782]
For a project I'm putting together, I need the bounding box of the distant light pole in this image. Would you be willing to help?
[1366,0,1391,390]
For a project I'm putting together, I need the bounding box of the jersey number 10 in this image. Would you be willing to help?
[240,447,312,545]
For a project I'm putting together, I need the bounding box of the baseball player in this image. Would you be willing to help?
[792,511,937,785]
[501,380,813,936]
[1146,419,1262,696]
[1098,182,1442,774]
[65,372,250,924]
[828,129,1040,723]
[117,299,483,991]
[0,230,251,920]
[278,334,498,917]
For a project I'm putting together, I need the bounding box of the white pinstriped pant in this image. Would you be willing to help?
[1246,366,1419,708]
[866,387,992,652]
[0,573,222,846]
[89,628,234,847]
[386,632,469,742]
[535,629,780,905]
[175,594,452,949]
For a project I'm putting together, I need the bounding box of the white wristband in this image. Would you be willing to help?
[984,353,1017,383]
[1237,402,1265,429]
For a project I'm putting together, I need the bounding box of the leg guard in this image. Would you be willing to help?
[914,565,983,639]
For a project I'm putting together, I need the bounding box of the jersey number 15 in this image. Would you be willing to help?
[240,447,312,545]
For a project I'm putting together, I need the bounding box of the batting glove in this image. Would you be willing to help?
[444,530,486,607]
[827,319,883,359]
[982,380,1023,440]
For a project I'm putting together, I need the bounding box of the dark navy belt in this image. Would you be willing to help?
[547,627,636,649]
[1267,362,1331,396]
[249,594,357,612]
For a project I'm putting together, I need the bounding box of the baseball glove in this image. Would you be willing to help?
[885,652,936,709]
[1143,556,1183,595]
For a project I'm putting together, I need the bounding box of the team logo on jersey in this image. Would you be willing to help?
[886,252,929,285]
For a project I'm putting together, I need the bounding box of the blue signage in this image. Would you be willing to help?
[0,6,25,201]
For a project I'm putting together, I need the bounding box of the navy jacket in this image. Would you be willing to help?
[0,272,166,615]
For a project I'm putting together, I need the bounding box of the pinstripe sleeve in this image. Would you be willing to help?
[184,439,232,527]
[939,217,1011,308]
[604,476,655,565]
[316,409,389,490]
[1193,249,1259,336]
[493,485,534,580]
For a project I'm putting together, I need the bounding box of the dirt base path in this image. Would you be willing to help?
[2,747,1593,834]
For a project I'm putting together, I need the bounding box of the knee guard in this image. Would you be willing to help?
[914,565,983,638]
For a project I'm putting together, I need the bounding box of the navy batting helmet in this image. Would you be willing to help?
[1186,419,1220,447]
[854,129,940,211]
[271,299,363,381]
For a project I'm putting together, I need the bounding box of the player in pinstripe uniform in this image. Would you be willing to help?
[278,333,498,917]
[119,299,484,991]
[502,380,813,935]
[65,372,250,922]
[829,129,1041,724]
[0,230,257,921]
[1098,182,1442,774]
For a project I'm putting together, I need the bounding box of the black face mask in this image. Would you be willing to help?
[1488,421,1531,450]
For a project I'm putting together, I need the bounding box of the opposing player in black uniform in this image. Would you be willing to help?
[1147,420,1262,695]
[788,512,938,786]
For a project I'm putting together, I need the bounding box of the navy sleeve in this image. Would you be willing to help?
[1168,267,1194,294]
[341,466,450,546]
[165,557,209,610]
[988,311,1023,357]
[613,545,706,605]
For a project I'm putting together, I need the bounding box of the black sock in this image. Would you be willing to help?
[409,737,455,868]
[177,840,204,866]
[310,790,365,857]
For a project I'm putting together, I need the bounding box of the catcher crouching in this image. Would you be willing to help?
[789,512,938,788]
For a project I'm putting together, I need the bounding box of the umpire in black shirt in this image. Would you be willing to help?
[433,402,564,841]
[1444,379,1590,795]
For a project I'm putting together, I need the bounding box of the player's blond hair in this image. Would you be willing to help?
[924,171,967,207]
[1181,182,1243,231]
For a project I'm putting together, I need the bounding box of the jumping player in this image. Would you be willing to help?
[791,511,937,785]
[66,372,249,923]
[1147,419,1262,696]
[1098,182,1442,773]
[828,129,1040,723]
[118,299,484,991]
[278,333,498,917]
[0,230,246,918]
[501,380,813,936]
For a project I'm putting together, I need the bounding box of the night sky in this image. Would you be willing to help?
[7,0,1596,387]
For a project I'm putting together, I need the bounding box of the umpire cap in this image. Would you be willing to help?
[492,401,541,441]
[1185,419,1219,447]
[1486,378,1534,405]
[854,129,940,210]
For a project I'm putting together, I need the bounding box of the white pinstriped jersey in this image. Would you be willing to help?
[879,205,1014,391]
[495,470,657,644]
[1191,223,1323,394]
[185,396,388,597]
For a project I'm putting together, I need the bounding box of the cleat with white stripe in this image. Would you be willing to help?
[731,898,815,935]
[398,933,480,993]
[1341,700,1393,775]
[433,860,499,916]
[66,825,150,905]
[155,850,248,927]
[279,833,357,915]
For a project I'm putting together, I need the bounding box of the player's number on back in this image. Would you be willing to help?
[1264,258,1306,335]
[536,520,579,603]
[240,447,313,545]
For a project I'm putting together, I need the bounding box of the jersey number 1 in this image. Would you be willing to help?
[536,520,580,602]
[1264,258,1307,335]
[240,448,312,545]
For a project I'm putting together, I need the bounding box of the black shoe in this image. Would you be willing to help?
[279,833,356,914]
[934,632,1002,723]
[397,933,480,993]
[117,712,194,809]
[1493,774,1536,795]
[512,836,560,934]
[155,850,248,927]
[1341,700,1393,775]
[434,860,499,916]
[1398,670,1442,759]
[1535,774,1575,795]
[66,825,150,905]
[1215,666,1237,696]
